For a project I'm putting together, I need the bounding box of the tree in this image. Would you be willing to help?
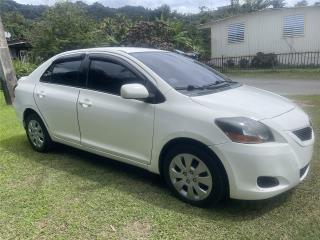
[295,0,308,7]
[152,4,171,21]
[28,2,99,60]
[1,12,29,39]
[242,0,272,11]
[124,21,174,50]
[1,0,278,63]
[271,0,286,8]
[0,0,47,19]
[98,14,133,45]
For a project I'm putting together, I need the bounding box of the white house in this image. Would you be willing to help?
[200,6,320,59]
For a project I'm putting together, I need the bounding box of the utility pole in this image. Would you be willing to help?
[0,15,17,105]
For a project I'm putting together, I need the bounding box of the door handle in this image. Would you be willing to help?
[79,99,92,108]
[37,91,46,98]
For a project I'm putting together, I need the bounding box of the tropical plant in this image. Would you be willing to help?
[13,60,37,78]
[242,0,272,11]
[251,52,278,68]
[27,2,99,60]
[98,14,133,45]
[124,21,174,50]
[1,0,278,62]
[271,0,286,8]
[2,12,29,39]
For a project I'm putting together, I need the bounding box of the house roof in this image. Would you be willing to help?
[199,5,320,29]
[7,39,31,49]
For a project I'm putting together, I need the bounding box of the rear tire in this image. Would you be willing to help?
[163,144,228,207]
[25,113,53,152]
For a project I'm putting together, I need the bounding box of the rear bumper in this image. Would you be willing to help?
[13,100,24,125]
[211,138,314,200]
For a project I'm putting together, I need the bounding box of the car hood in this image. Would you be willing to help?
[191,85,295,120]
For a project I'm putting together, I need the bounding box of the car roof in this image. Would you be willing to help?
[59,47,168,56]
[98,47,167,53]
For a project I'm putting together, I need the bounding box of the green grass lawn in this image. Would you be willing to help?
[0,94,319,240]
[224,68,320,80]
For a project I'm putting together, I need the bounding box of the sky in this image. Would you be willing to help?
[14,0,319,13]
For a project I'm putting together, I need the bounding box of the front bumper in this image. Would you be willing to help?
[211,135,314,200]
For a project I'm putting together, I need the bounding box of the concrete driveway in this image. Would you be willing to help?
[231,77,320,95]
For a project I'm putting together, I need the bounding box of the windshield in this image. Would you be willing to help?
[130,52,237,93]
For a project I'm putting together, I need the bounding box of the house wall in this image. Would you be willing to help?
[210,7,320,58]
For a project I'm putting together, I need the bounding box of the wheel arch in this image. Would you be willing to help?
[23,108,48,130]
[158,137,230,194]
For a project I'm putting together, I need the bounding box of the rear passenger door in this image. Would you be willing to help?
[77,54,155,164]
[34,54,85,144]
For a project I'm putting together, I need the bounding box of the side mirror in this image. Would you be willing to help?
[120,84,149,100]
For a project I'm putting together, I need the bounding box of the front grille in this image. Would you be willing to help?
[300,164,309,178]
[292,127,312,141]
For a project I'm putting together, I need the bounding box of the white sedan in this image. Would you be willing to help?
[13,47,314,207]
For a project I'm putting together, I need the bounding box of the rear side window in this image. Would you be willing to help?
[40,58,83,87]
[87,59,145,95]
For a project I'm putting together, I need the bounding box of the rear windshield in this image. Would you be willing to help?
[130,52,232,91]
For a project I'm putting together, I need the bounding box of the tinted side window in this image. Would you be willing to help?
[40,60,82,87]
[88,60,145,95]
[40,66,53,82]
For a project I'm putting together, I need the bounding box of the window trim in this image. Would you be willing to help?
[40,53,86,88]
[86,54,146,96]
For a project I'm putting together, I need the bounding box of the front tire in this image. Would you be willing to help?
[25,113,53,152]
[163,144,228,207]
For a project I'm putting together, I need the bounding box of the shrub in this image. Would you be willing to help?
[251,52,278,68]
[13,60,37,79]
[239,58,249,69]
[226,59,235,68]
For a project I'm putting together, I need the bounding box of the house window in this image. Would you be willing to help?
[283,15,304,37]
[228,22,245,44]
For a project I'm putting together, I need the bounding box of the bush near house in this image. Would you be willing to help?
[226,59,235,68]
[251,52,278,68]
[13,60,37,79]
[239,58,250,69]
[0,61,36,90]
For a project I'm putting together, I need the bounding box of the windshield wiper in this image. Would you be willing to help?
[174,85,205,91]
[202,80,231,89]
[175,80,238,91]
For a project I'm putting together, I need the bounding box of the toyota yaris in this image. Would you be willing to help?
[13,48,314,207]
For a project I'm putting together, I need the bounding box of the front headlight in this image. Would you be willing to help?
[215,117,274,144]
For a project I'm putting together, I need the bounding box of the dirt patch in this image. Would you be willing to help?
[292,100,315,108]
[120,220,152,240]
